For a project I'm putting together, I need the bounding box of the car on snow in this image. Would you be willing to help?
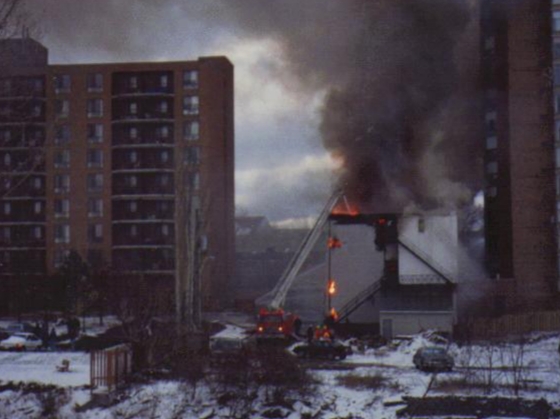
[413,346,454,371]
[0,332,43,351]
[292,339,350,360]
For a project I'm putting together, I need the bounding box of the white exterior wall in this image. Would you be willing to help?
[379,311,454,338]
[398,213,459,284]
[330,223,384,323]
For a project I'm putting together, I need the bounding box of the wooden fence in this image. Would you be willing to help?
[460,310,560,340]
[90,344,132,391]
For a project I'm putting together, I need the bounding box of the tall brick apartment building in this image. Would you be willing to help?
[0,38,234,315]
[481,0,558,311]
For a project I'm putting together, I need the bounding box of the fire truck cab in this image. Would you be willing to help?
[256,308,299,340]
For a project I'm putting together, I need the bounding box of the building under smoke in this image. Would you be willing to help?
[0,38,235,316]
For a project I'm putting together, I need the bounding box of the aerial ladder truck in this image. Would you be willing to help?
[254,190,343,340]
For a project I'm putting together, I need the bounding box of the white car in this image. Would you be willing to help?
[0,333,43,351]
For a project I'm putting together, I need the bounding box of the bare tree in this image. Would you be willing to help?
[0,0,27,38]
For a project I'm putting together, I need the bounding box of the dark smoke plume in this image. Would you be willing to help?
[29,0,481,213]
[208,0,480,212]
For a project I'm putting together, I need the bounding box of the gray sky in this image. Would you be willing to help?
[25,0,479,222]
[27,0,336,223]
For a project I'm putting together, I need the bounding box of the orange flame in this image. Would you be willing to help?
[327,279,337,295]
[331,201,360,216]
[330,307,338,320]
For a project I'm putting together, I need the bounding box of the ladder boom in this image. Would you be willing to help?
[265,190,342,309]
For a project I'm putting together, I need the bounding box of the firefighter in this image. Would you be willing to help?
[306,326,314,343]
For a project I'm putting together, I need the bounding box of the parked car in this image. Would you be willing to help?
[0,332,43,351]
[413,346,454,371]
[292,339,349,360]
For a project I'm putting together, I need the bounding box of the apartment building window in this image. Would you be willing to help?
[183,120,199,140]
[1,129,10,143]
[33,78,43,94]
[487,186,497,198]
[32,176,42,190]
[183,70,198,88]
[129,102,138,115]
[54,174,70,193]
[128,151,138,164]
[159,101,168,114]
[88,198,103,217]
[87,173,103,192]
[54,249,70,268]
[555,42,560,60]
[187,171,200,190]
[87,149,103,168]
[486,161,498,175]
[55,99,69,118]
[486,136,497,150]
[159,174,170,187]
[87,124,103,143]
[130,224,138,237]
[129,201,137,213]
[485,111,496,135]
[34,201,42,214]
[184,147,200,165]
[86,73,103,92]
[54,74,71,93]
[55,125,70,145]
[87,99,103,118]
[3,153,10,167]
[31,103,41,117]
[160,75,168,88]
[3,202,10,215]
[183,96,199,115]
[1,226,10,242]
[126,175,138,187]
[33,226,42,240]
[54,149,70,168]
[161,224,169,236]
[129,127,138,139]
[554,11,560,32]
[55,224,70,243]
[160,150,170,163]
[129,76,138,90]
[54,199,69,218]
[156,125,169,139]
[88,224,103,243]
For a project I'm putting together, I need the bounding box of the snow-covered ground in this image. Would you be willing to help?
[1,330,560,418]
[0,352,90,387]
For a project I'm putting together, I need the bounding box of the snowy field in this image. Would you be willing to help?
[0,352,90,387]
[0,330,560,418]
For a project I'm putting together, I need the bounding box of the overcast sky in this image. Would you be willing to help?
[26,0,336,223]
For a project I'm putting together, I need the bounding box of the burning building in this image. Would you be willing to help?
[284,204,459,338]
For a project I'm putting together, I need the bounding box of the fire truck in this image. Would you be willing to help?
[255,191,343,341]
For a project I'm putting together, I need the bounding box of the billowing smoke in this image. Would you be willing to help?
[28,0,481,215]
[198,0,482,213]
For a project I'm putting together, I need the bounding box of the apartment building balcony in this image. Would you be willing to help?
[112,173,175,196]
[112,228,175,247]
[112,71,174,97]
[112,97,174,122]
[112,149,174,171]
[112,199,174,221]
[112,124,174,146]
